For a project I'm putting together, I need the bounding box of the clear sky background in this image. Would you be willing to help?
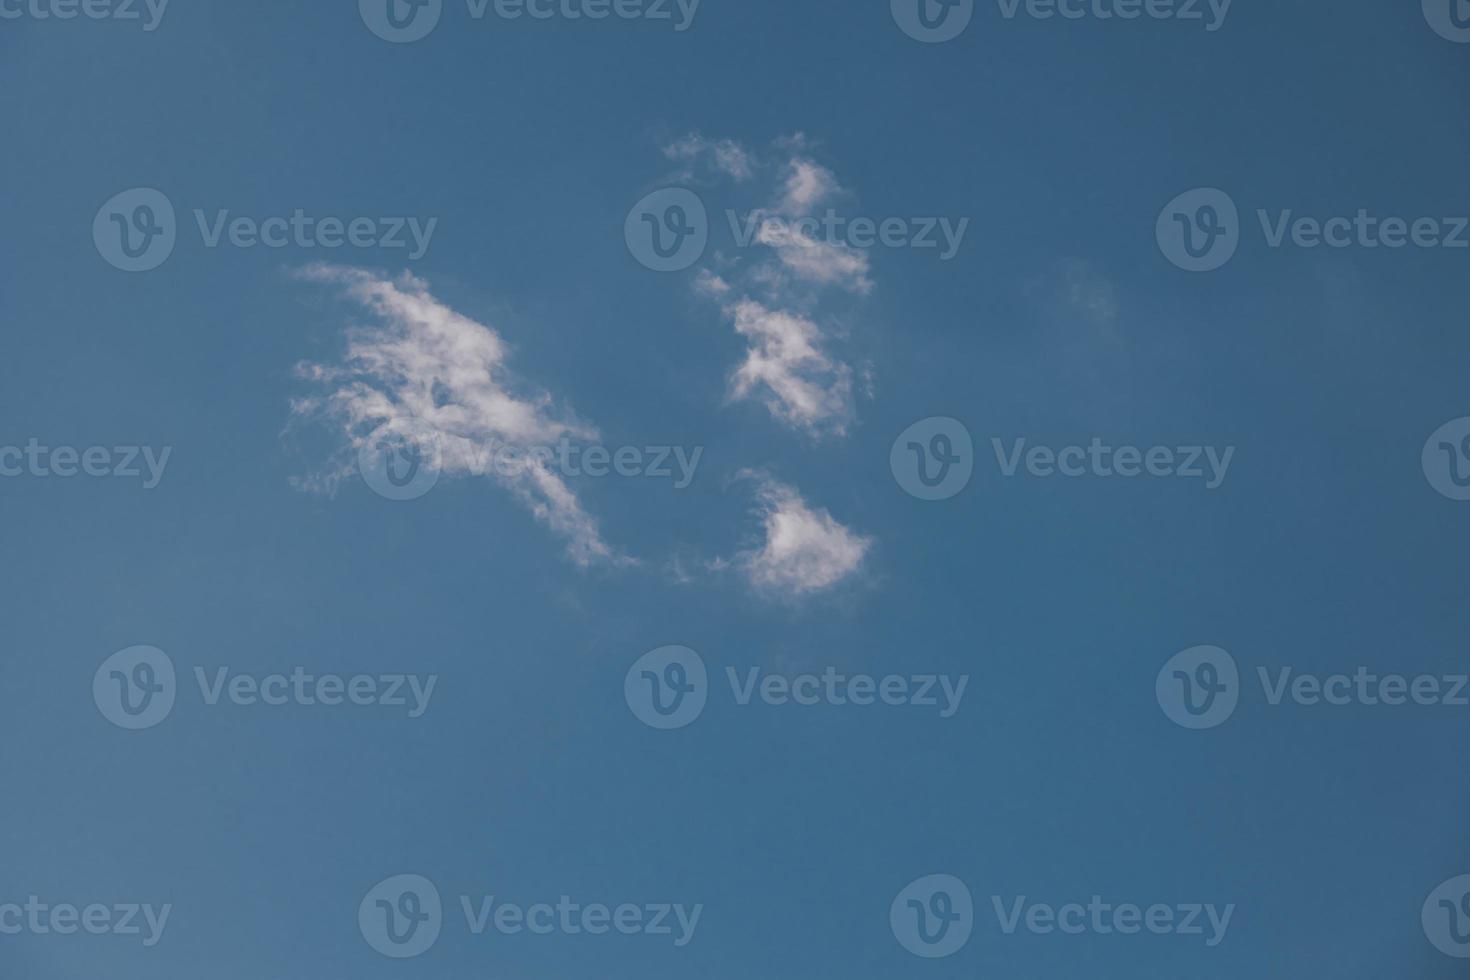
[2,1,1469,978]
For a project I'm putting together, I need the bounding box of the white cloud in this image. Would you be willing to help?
[754,217,872,295]
[732,472,871,596]
[693,269,732,297]
[289,264,629,568]
[777,157,840,214]
[722,298,854,438]
[763,155,870,293]
[662,132,756,182]
[674,135,871,437]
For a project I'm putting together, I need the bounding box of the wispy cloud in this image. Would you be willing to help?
[729,471,871,597]
[288,264,629,567]
[719,294,855,438]
[662,131,757,182]
[756,153,871,295]
[1027,257,1120,330]
[755,217,873,296]
[668,134,871,438]
[777,157,840,215]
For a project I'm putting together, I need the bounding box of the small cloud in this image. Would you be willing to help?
[1028,258,1119,330]
[722,298,855,438]
[693,269,732,297]
[730,472,872,597]
[662,132,756,182]
[290,264,631,568]
[755,217,872,295]
[777,158,840,215]
[664,133,871,438]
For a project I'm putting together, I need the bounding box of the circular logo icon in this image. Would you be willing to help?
[1425,875,1470,957]
[360,0,442,42]
[93,646,176,730]
[625,188,708,272]
[891,417,974,501]
[891,0,974,42]
[93,188,176,273]
[1156,188,1239,273]
[1156,645,1239,730]
[1423,417,1470,500]
[359,874,443,958]
[359,418,443,501]
[1424,0,1470,42]
[890,874,973,958]
[625,646,707,730]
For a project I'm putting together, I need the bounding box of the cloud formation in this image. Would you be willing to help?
[731,471,871,596]
[754,153,872,295]
[666,134,870,438]
[289,264,628,567]
[777,157,840,215]
[720,295,855,438]
[662,132,756,182]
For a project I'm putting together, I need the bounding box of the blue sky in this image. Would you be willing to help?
[2,1,1470,977]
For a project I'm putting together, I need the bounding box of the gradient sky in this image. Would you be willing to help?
[2,2,1470,978]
